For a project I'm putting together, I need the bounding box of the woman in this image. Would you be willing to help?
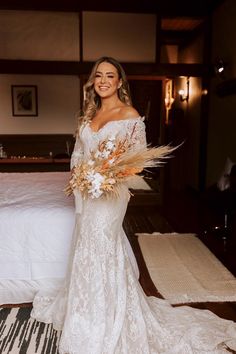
[31,56,236,353]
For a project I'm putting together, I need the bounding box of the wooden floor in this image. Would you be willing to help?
[124,189,236,324]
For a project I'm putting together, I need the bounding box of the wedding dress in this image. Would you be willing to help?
[31,117,236,354]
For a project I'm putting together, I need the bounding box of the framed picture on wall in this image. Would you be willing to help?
[11,85,38,116]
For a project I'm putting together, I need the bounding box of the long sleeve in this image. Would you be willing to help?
[124,118,148,191]
[70,133,84,214]
[70,135,84,170]
[127,117,147,150]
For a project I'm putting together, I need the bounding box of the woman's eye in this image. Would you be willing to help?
[107,75,114,78]
[95,74,101,78]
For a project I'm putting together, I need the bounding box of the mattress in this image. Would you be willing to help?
[0,172,75,304]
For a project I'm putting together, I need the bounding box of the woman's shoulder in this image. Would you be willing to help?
[118,105,140,120]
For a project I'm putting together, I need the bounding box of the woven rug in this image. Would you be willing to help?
[0,306,60,354]
[136,232,236,304]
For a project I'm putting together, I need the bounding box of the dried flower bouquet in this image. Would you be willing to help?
[65,135,177,199]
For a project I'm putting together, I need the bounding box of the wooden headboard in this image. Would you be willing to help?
[0,134,75,158]
[0,134,75,172]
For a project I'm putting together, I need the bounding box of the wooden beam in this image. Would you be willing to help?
[123,62,211,77]
[0,59,212,77]
[0,0,224,17]
[0,60,93,75]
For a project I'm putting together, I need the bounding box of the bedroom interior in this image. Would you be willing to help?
[0,0,236,351]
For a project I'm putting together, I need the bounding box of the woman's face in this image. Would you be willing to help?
[94,61,121,99]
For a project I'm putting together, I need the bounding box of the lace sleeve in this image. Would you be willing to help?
[127,118,147,150]
[70,135,84,170]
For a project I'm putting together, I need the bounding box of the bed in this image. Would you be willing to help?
[0,171,151,305]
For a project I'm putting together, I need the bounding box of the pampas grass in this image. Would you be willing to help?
[64,137,180,199]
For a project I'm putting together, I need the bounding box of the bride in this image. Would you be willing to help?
[31,56,236,353]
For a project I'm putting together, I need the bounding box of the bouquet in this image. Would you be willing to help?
[64,135,177,199]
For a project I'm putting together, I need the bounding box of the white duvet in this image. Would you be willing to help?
[0,172,75,304]
[0,172,151,305]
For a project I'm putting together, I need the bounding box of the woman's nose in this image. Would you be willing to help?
[100,75,106,83]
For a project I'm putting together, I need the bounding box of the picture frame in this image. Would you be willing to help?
[11,85,38,116]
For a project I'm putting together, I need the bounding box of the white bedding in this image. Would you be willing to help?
[0,172,151,305]
[0,172,75,304]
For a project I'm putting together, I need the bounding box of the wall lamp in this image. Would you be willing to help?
[214,59,225,75]
[178,76,190,102]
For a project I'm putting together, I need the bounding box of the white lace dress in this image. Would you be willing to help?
[31,117,236,354]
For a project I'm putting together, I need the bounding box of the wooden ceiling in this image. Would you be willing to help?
[0,0,224,42]
[0,0,224,74]
[0,0,224,18]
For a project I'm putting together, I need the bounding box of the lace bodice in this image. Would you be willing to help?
[70,117,146,169]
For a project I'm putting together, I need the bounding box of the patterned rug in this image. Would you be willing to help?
[0,306,60,354]
[137,232,236,304]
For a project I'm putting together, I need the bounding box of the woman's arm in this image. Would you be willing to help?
[128,118,147,150]
[70,135,84,170]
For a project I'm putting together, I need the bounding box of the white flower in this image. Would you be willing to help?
[109,134,116,141]
[87,159,95,166]
[105,140,115,150]
[93,172,105,184]
[86,172,104,198]
[101,150,111,159]
[86,171,104,183]
[89,188,103,198]
[86,170,95,182]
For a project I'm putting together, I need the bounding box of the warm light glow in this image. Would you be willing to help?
[164,79,175,124]
[165,79,175,110]
[178,77,189,102]
[178,89,185,96]
[164,97,175,109]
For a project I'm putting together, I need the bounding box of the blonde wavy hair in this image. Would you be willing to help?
[77,56,132,132]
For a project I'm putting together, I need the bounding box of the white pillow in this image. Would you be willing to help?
[217,157,235,191]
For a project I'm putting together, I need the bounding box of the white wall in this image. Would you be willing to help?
[0,75,80,134]
[0,10,157,134]
[0,10,156,63]
[0,10,80,61]
[83,12,156,62]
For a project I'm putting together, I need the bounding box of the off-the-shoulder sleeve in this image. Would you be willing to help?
[70,134,84,170]
[127,118,147,150]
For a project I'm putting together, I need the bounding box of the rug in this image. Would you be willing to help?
[0,306,60,354]
[136,232,236,304]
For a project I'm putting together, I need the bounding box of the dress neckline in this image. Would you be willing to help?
[88,116,143,134]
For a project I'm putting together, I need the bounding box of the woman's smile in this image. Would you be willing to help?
[94,61,121,97]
